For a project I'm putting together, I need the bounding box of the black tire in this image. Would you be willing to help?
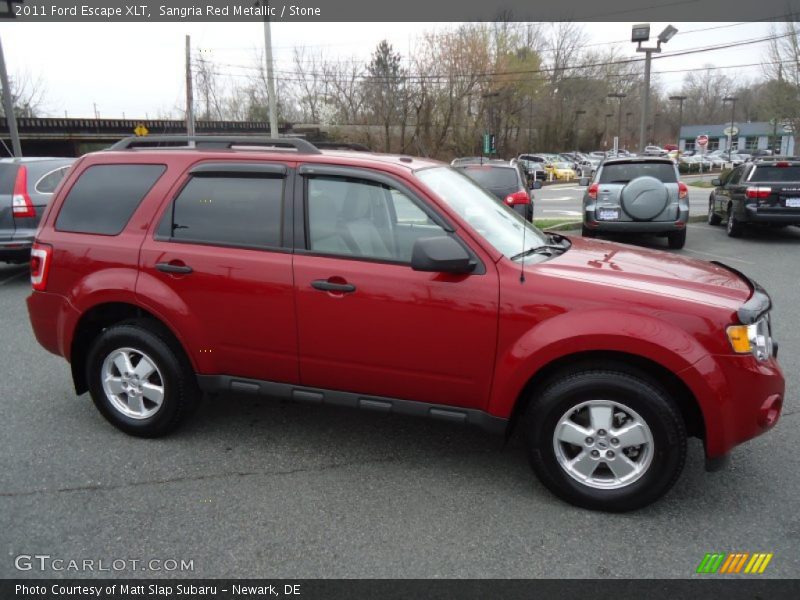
[707,196,722,226]
[523,370,687,512]
[667,228,687,249]
[86,321,199,437]
[581,225,596,238]
[726,204,744,237]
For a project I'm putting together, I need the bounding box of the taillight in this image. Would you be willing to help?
[30,242,52,291]
[11,165,34,218]
[745,186,772,199]
[678,182,688,199]
[776,161,790,167]
[588,183,599,200]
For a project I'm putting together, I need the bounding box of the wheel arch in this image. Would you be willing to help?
[70,302,195,395]
[505,350,705,443]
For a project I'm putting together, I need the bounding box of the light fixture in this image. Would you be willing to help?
[658,25,678,44]
[631,24,650,43]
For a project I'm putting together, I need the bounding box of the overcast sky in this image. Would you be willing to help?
[0,21,776,119]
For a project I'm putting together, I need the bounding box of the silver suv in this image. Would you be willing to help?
[581,156,689,249]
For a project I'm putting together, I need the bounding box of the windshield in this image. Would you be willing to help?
[750,165,800,182]
[415,166,547,258]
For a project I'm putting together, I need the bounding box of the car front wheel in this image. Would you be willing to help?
[524,370,687,511]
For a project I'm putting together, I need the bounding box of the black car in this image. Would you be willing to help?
[708,157,800,237]
[456,163,538,222]
[0,157,75,263]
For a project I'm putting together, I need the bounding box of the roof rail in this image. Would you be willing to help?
[313,141,372,152]
[109,135,322,154]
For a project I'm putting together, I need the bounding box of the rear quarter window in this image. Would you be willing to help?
[599,162,677,184]
[35,166,71,194]
[55,164,166,235]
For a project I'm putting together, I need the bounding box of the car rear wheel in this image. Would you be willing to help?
[86,321,199,437]
[707,196,722,225]
[524,370,687,511]
[667,228,686,249]
[581,225,596,238]
[726,204,744,237]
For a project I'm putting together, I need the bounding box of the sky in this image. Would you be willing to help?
[0,21,777,119]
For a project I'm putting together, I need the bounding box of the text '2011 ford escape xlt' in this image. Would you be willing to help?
[27,136,784,511]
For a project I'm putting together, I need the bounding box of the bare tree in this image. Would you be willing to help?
[0,70,46,118]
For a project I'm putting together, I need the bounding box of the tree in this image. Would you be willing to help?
[364,40,406,152]
[0,71,45,118]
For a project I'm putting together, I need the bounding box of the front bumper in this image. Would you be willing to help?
[680,353,784,460]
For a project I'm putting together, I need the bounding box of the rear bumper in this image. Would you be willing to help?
[0,237,33,262]
[743,206,800,224]
[585,203,689,233]
[679,353,785,460]
[26,290,78,359]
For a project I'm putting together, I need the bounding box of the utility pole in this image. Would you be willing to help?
[608,92,626,153]
[669,95,687,151]
[723,96,737,154]
[262,12,279,137]
[0,35,22,157]
[185,35,195,137]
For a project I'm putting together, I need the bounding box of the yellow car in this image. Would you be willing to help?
[544,161,577,181]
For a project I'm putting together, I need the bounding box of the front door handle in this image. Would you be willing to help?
[156,262,193,274]
[311,279,356,293]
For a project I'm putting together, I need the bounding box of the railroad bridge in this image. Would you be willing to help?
[0,117,306,157]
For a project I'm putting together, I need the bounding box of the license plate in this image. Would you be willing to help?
[785,198,800,207]
[597,208,620,220]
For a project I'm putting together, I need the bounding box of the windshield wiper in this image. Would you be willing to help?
[510,244,566,261]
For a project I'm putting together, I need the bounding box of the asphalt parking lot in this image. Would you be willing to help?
[1,223,799,579]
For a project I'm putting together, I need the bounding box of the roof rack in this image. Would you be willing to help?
[109,135,322,154]
[313,141,371,152]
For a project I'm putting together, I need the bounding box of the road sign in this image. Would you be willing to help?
[696,134,709,147]
[133,124,149,137]
[482,133,496,155]
[723,126,739,137]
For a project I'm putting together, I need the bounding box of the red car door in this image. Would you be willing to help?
[137,161,299,383]
[292,165,499,410]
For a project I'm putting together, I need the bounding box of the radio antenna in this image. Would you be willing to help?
[519,218,527,284]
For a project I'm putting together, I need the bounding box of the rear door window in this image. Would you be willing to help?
[599,162,677,184]
[56,164,166,235]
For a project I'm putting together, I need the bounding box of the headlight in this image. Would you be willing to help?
[726,315,773,361]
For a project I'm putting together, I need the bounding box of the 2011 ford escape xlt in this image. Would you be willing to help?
[27,136,784,511]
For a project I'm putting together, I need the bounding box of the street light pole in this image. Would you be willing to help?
[723,96,738,155]
[625,111,632,149]
[258,1,279,138]
[669,95,687,151]
[633,24,678,153]
[604,113,614,148]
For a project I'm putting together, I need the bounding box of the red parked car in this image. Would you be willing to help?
[27,136,784,511]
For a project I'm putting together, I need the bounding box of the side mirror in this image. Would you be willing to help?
[579,177,590,187]
[411,236,476,274]
[504,190,530,206]
[531,180,542,190]
[711,178,721,186]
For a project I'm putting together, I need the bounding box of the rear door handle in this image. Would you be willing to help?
[156,262,193,274]
[311,279,356,293]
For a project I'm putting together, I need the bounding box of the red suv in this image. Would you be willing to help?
[27,136,784,511]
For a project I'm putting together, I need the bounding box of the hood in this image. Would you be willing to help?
[538,235,752,311]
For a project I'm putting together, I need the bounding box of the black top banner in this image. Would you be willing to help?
[1,0,800,22]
